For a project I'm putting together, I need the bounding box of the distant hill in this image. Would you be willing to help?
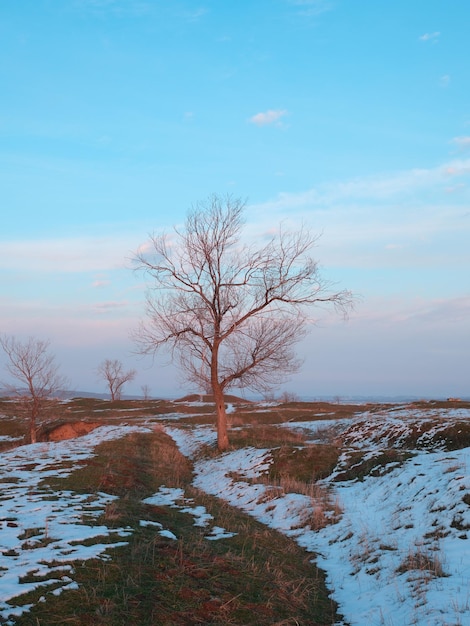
[0,388,150,401]
[174,393,253,404]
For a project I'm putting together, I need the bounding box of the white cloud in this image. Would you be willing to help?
[289,0,333,17]
[0,236,136,272]
[440,74,451,87]
[445,182,466,193]
[443,162,470,177]
[93,300,130,313]
[451,136,470,151]
[177,7,208,22]
[92,275,111,288]
[72,0,152,17]
[249,109,288,127]
[408,295,470,324]
[419,31,440,42]
[255,159,470,210]
[247,158,470,271]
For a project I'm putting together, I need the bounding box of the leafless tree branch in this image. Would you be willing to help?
[133,194,353,450]
[96,359,136,401]
[0,335,68,443]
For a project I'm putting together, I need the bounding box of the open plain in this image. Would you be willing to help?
[0,396,469,625]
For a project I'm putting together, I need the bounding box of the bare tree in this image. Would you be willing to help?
[141,384,151,400]
[97,359,136,401]
[134,194,353,451]
[279,390,300,404]
[0,335,68,444]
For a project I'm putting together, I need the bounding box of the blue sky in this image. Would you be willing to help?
[1,0,469,399]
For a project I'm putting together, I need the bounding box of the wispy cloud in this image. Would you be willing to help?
[0,237,134,272]
[249,158,470,269]
[176,7,208,22]
[249,109,288,127]
[93,300,130,313]
[451,136,470,151]
[92,275,111,288]
[72,0,153,17]
[407,295,470,324]
[440,74,451,88]
[288,0,333,17]
[419,31,440,43]
[1,298,135,320]
[255,159,470,209]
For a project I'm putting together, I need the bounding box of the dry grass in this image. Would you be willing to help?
[397,547,447,579]
[229,423,306,448]
[4,396,468,624]
[234,444,342,531]
[334,449,415,482]
[266,478,343,531]
[268,443,340,482]
[8,426,341,625]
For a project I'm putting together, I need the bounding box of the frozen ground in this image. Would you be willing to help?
[0,424,151,623]
[0,405,469,625]
[168,407,470,626]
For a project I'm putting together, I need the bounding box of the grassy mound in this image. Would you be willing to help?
[8,427,339,625]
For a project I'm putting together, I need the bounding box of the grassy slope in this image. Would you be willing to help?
[2,397,469,625]
[1,413,340,626]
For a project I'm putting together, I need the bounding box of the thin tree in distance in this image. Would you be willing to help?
[0,335,68,443]
[97,359,136,401]
[134,194,353,451]
[141,384,151,400]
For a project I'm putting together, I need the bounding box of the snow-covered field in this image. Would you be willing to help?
[0,404,469,625]
[0,424,151,623]
[168,407,470,626]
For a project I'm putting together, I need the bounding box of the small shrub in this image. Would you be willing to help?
[396,548,447,578]
[278,391,300,403]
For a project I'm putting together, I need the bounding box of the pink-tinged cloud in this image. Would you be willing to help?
[93,301,129,313]
[444,161,470,177]
[0,236,133,272]
[249,109,288,126]
[92,277,111,288]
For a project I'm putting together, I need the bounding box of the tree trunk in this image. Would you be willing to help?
[30,398,39,444]
[211,343,229,451]
[213,381,229,451]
